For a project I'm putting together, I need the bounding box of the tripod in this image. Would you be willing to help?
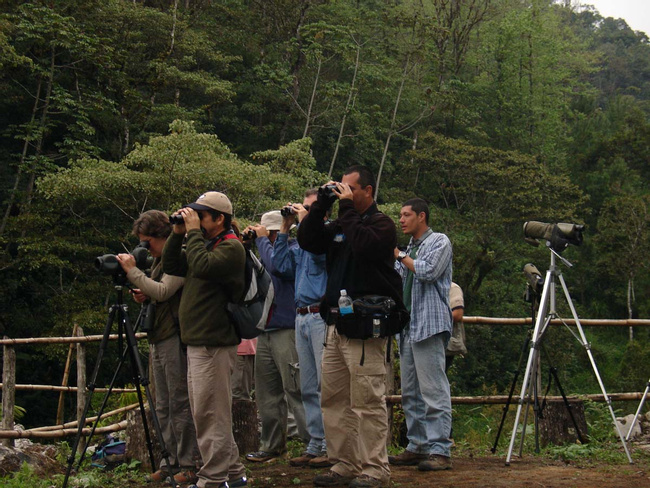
[492,282,585,454]
[505,245,633,465]
[63,282,176,488]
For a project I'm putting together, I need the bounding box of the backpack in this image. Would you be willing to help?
[227,248,275,339]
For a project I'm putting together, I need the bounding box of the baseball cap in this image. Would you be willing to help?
[186,192,233,215]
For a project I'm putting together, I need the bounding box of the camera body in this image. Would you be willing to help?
[95,241,151,284]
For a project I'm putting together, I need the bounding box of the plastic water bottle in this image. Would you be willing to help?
[338,289,354,315]
[372,316,381,338]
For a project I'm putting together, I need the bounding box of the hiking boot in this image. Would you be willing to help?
[290,452,316,466]
[173,469,199,484]
[388,450,427,466]
[308,454,333,469]
[349,475,389,488]
[313,470,355,487]
[229,476,248,487]
[418,454,452,471]
[147,469,172,482]
[245,450,281,463]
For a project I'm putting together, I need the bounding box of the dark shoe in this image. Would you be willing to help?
[418,454,452,471]
[308,454,333,468]
[313,470,355,487]
[245,450,280,463]
[173,469,198,484]
[349,475,388,488]
[388,450,428,466]
[290,452,316,466]
[229,476,248,487]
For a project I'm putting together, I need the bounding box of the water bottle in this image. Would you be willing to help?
[338,289,354,316]
[372,316,381,338]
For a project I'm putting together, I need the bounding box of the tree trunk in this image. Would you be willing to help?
[0,77,43,237]
[376,57,410,201]
[538,399,588,447]
[329,42,361,178]
[302,56,322,138]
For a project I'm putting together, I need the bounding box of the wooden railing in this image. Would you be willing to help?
[2,317,650,447]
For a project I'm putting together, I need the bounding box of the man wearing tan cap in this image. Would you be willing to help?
[163,191,248,488]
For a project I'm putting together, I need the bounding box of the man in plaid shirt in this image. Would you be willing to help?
[390,198,454,472]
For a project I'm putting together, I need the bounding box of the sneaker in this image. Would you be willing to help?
[313,470,355,487]
[147,469,172,482]
[290,452,317,466]
[245,450,281,463]
[173,469,199,484]
[388,450,427,466]
[349,475,388,488]
[308,454,333,469]
[418,454,452,471]
[229,476,248,487]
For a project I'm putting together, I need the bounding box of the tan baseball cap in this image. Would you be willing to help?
[187,191,233,215]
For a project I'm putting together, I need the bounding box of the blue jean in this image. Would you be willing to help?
[295,312,327,455]
[399,331,452,457]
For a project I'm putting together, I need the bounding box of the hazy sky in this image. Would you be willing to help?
[577,1,650,36]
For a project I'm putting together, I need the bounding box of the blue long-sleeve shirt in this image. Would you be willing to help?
[272,232,327,308]
[256,235,299,330]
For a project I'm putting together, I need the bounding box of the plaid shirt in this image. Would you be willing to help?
[395,228,453,343]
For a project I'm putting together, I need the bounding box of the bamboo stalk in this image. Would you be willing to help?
[0,384,137,393]
[0,420,128,439]
[0,332,147,346]
[31,403,140,432]
[385,392,645,405]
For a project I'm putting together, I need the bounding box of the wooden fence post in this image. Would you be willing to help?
[76,327,87,453]
[56,323,79,425]
[2,338,16,448]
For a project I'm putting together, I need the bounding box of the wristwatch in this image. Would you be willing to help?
[397,250,407,262]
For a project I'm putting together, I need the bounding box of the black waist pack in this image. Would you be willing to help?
[335,295,408,339]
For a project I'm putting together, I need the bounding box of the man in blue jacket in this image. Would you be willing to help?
[273,189,330,468]
[244,211,308,463]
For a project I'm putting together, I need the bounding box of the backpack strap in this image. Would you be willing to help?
[207,229,238,250]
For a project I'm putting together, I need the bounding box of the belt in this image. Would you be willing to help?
[296,305,320,315]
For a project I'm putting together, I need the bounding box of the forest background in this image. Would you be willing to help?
[1,0,649,431]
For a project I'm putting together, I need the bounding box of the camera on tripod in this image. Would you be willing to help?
[523,221,584,253]
[95,241,152,283]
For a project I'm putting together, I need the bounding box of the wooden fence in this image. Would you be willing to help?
[2,317,650,447]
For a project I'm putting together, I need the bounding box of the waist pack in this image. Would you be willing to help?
[335,295,408,339]
[227,249,275,339]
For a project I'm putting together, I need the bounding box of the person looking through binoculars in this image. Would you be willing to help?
[116,210,200,484]
[162,192,248,488]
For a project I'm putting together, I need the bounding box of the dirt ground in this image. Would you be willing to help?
[240,452,650,488]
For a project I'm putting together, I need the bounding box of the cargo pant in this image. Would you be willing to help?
[186,345,245,488]
[321,325,390,483]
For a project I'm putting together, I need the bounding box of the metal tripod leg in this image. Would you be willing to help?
[626,381,650,442]
[506,268,553,465]
[557,274,633,464]
[63,292,177,488]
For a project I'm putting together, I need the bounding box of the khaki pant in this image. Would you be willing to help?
[187,345,245,487]
[322,326,390,482]
[151,335,200,469]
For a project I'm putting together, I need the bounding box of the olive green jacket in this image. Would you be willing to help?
[162,229,245,347]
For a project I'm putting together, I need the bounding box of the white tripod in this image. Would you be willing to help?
[505,245,633,465]
[625,381,650,442]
